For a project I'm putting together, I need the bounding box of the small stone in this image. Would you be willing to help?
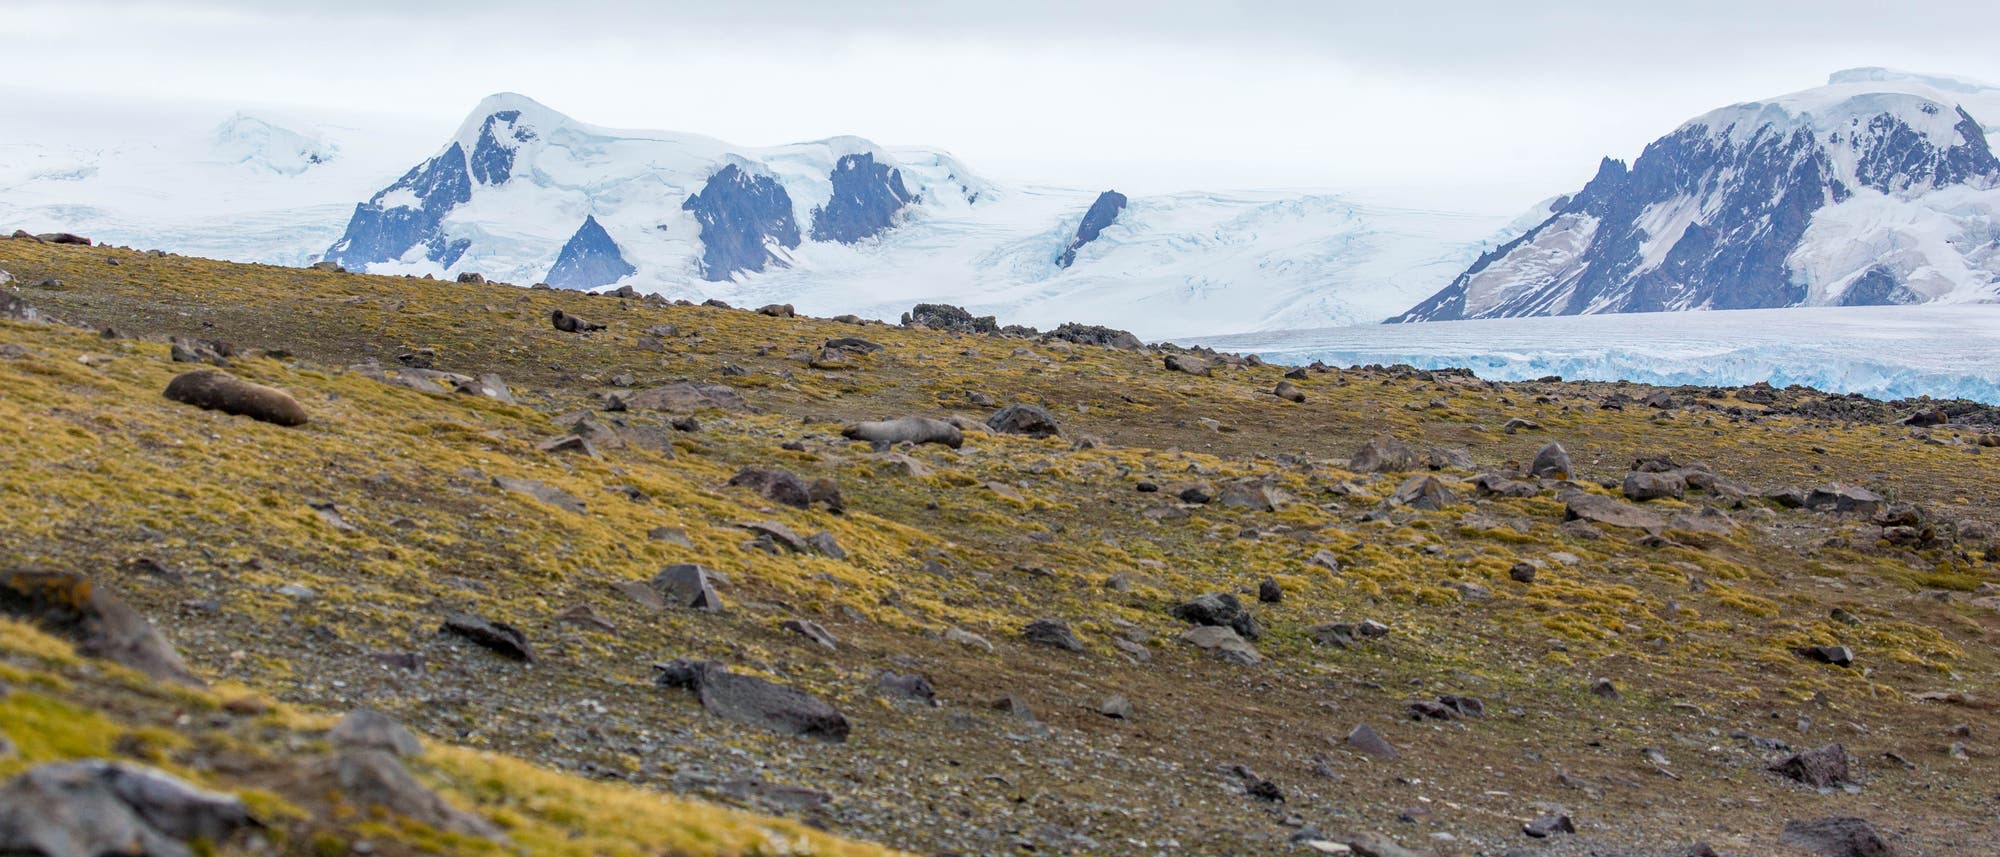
[1345,723,1398,759]
[1022,618,1084,652]
[1099,694,1134,719]
[781,619,837,651]
[1258,577,1283,603]
[1523,814,1576,838]
[651,564,724,611]
[1508,562,1537,583]
[1796,645,1855,667]
[1770,743,1851,788]
[1590,678,1621,700]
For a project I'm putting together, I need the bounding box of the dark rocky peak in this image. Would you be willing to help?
[469,109,536,186]
[323,142,475,270]
[544,215,636,291]
[810,153,914,244]
[1057,190,1128,269]
[682,164,801,282]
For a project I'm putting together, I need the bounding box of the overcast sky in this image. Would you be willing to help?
[10,0,2000,211]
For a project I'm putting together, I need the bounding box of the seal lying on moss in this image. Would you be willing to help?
[163,369,309,427]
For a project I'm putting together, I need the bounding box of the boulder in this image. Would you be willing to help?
[1216,480,1282,512]
[303,749,502,838]
[1388,475,1455,511]
[328,709,424,758]
[1808,486,1885,515]
[726,467,813,509]
[842,417,963,450]
[1345,723,1398,759]
[1622,470,1687,502]
[0,761,256,857]
[655,659,850,742]
[1022,617,1084,651]
[1779,817,1897,857]
[0,570,201,686]
[1563,491,1666,530]
[1473,473,1539,498]
[987,404,1062,438]
[1770,743,1850,788]
[1425,446,1476,471]
[1530,442,1573,479]
[1170,592,1262,640]
[1178,625,1263,665]
[1349,435,1418,473]
[162,370,309,427]
[1164,354,1210,376]
[651,564,724,611]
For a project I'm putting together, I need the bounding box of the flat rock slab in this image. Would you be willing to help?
[623,382,751,413]
[655,659,850,742]
[440,611,533,662]
[1178,625,1263,665]
[1563,491,1667,530]
[491,476,585,514]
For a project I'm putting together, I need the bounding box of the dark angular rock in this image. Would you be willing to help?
[1345,723,1399,759]
[727,467,813,509]
[1623,470,1687,501]
[1779,817,1897,857]
[1523,814,1576,838]
[877,671,937,705]
[654,659,850,742]
[1164,354,1210,375]
[1770,743,1851,788]
[987,404,1062,438]
[1388,474,1455,511]
[1258,577,1283,604]
[1046,323,1142,350]
[1530,442,1573,479]
[1797,645,1855,667]
[901,303,997,333]
[1022,617,1084,652]
[1474,473,1539,498]
[1170,592,1262,640]
[651,564,724,611]
[439,611,533,662]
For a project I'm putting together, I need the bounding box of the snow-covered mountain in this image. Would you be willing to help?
[0,97,429,267]
[319,94,1519,339]
[1392,68,2000,323]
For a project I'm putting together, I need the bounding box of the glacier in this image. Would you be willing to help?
[1198,304,2000,404]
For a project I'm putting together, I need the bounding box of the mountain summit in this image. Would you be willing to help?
[1392,69,2000,322]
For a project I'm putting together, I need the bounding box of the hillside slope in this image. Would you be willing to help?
[2,236,1999,855]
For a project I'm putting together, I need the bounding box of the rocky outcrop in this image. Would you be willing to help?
[810,153,914,244]
[543,215,636,291]
[1056,190,1128,268]
[683,165,801,281]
